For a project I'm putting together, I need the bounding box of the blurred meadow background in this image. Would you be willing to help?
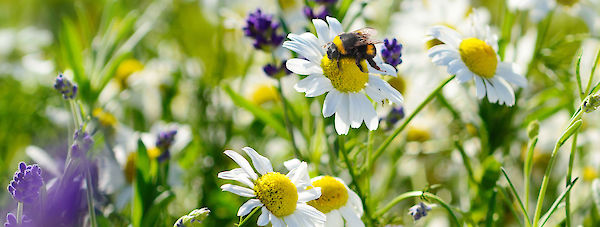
[1,0,600,226]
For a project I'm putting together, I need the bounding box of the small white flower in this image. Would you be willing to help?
[219,147,326,227]
[427,14,527,106]
[283,16,403,135]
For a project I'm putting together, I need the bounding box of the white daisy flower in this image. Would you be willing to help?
[218,147,326,227]
[307,176,365,227]
[427,15,528,106]
[283,16,403,135]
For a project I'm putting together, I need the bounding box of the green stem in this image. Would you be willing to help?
[370,75,455,168]
[524,136,539,213]
[565,132,578,227]
[339,136,374,226]
[277,79,304,160]
[584,49,600,95]
[375,191,461,226]
[85,166,97,227]
[501,167,532,226]
[16,202,23,224]
[237,207,260,227]
[454,140,476,184]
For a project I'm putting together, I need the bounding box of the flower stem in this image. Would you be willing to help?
[85,166,98,227]
[370,75,455,168]
[237,207,260,227]
[524,136,538,213]
[375,191,461,226]
[565,132,578,227]
[16,202,23,224]
[339,135,375,226]
[277,78,304,160]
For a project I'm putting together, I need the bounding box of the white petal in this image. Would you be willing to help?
[484,79,499,103]
[292,32,326,57]
[242,147,273,175]
[334,94,350,135]
[287,162,312,189]
[284,158,302,171]
[283,41,321,63]
[295,75,326,93]
[305,78,333,97]
[270,213,286,227]
[447,59,466,75]
[347,188,364,215]
[221,184,255,197]
[298,187,322,202]
[313,19,331,44]
[456,69,474,83]
[257,207,270,226]
[493,77,516,106]
[356,94,378,130]
[297,203,327,223]
[364,85,385,103]
[286,58,323,75]
[474,76,486,99]
[432,51,459,66]
[238,199,262,216]
[326,16,343,38]
[223,150,258,180]
[218,168,254,188]
[348,94,362,128]
[323,90,341,117]
[428,25,462,48]
[368,76,403,104]
[427,44,456,58]
[497,62,527,87]
[339,206,364,227]
[325,210,344,227]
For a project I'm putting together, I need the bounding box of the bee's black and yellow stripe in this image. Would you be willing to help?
[365,44,375,56]
[333,36,346,55]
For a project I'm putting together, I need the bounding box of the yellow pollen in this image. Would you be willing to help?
[459,38,498,79]
[124,152,137,184]
[307,176,348,213]
[387,77,406,95]
[147,147,161,160]
[321,56,369,93]
[254,172,298,217]
[556,0,579,6]
[251,84,279,105]
[92,108,117,128]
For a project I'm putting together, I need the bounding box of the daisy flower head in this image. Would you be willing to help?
[427,13,527,106]
[307,175,365,227]
[283,16,403,135]
[218,147,326,227]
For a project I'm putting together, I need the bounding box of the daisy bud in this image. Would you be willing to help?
[527,120,539,139]
[408,202,431,221]
[53,73,77,100]
[173,208,210,227]
[7,162,44,204]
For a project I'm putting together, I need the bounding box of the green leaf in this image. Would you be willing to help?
[557,120,583,146]
[132,139,152,227]
[59,18,86,85]
[540,178,579,226]
[222,85,289,139]
[141,190,176,227]
[501,167,531,225]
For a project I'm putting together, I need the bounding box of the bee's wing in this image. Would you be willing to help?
[352,27,381,45]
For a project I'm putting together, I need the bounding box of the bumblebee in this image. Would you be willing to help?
[326,28,381,73]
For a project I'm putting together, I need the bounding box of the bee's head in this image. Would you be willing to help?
[326,43,339,60]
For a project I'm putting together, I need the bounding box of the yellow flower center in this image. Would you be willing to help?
[556,0,579,6]
[307,176,348,213]
[115,59,143,89]
[321,56,369,93]
[251,84,280,105]
[406,127,431,142]
[147,147,161,160]
[583,166,598,182]
[254,172,298,217]
[458,38,498,79]
[92,108,117,128]
[124,152,137,184]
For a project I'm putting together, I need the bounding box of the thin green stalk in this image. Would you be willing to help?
[454,140,476,184]
[370,75,455,168]
[565,132,578,227]
[501,167,532,226]
[584,49,600,95]
[576,52,584,99]
[86,167,97,227]
[539,178,579,227]
[485,189,498,227]
[339,136,374,226]
[277,79,304,160]
[375,191,461,227]
[16,202,23,224]
[237,207,260,227]
[524,136,539,212]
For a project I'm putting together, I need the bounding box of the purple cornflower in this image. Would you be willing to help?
[7,163,44,204]
[53,74,78,99]
[408,202,431,221]
[381,38,403,68]
[303,5,330,20]
[243,9,285,50]
[4,213,33,227]
[263,60,291,78]
[156,129,177,161]
[71,130,94,158]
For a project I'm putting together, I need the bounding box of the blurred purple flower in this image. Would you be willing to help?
[4,213,33,227]
[71,130,94,158]
[156,129,177,161]
[243,9,285,50]
[408,202,431,221]
[53,74,78,100]
[263,60,291,78]
[303,5,330,20]
[386,106,405,126]
[314,0,337,3]
[7,163,44,204]
[381,38,403,68]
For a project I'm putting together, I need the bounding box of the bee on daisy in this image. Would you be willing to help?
[218,147,326,227]
[427,12,528,106]
[283,16,403,135]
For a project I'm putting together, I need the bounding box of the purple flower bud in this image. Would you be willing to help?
[408,202,431,221]
[53,74,78,99]
[7,163,44,204]
[386,106,405,126]
[381,38,403,68]
[263,60,291,78]
[243,9,285,50]
[303,5,330,20]
[71,130,94,158]
[313,0,338,4]
[156,129,177,162]
[4,213,33,227]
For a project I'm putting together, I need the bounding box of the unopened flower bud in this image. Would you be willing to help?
[527,120,540,139]
[174,208,210,227]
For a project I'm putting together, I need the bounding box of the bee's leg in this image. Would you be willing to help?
[356,56,366,73]
[367,57,381,71]
[336,55,341,71]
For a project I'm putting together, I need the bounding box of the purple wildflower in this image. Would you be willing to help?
[156,129,177,161]
[303,5,330,20]
[7,163,44,204]
[263,60,291,78]
[53,74,78,99]
[71,130,94,158]
[386,106,405,126]
[4,213,33,227]
[408,202,431,221]
[381,38,403,68]
[243,9,285,50]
